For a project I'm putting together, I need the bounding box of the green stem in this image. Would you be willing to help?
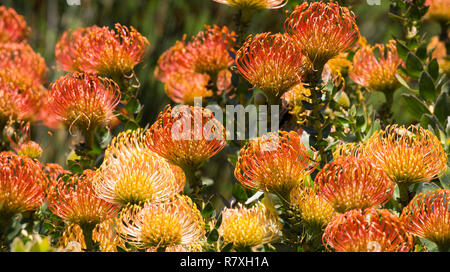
[81,224,98,252]
[0,214,12,252]
[397,182,411,209]
[183,166,200,198]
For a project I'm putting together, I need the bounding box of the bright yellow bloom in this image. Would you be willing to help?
[212,0,287,9]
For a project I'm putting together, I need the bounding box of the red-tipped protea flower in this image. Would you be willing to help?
[401,189,450,252]
[119,195,206,251]
[236,33,306,103]
[146,105,227,171]
[0,80,36,123]
[323,208,414,252]
[332,142,364,159]
[350,40,403,99]
[0,152,45,218]
[93,129,183,206]
[425,0,450,23]
[0,6,30,43]
[164,72,213,104]
[315,156,394,213]
[154,40,190,83]
[235,130,316,201]
[48,72,120,132]
[42,163,69,196]
[286,2,359,69]
[55,24,150,77]
[364,125,448,184]
[218,203,281,250]
[212,0,287,9]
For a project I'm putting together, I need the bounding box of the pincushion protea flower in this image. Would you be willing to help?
[218,203,281,250]
[42,163,69,196]
[286,2,359,69]
[350,40,403,101]
[55,24,150,77]
[48,72,120,132]
[118,195,205,251]
[0,6,30,43]
[364,125,447,184]
[235,130,316,201]
[0,80,36,123]
[0,152,45,218]
[236,33,306,104]
[427,36,450,77]
[212,0,287,9]
[425,0,450,23]
[323,53,352,89]
[401,189,450,252]
[315,156,394,213]
[154,40,190,83]
[164,72,213,104]
[332,142,364,159]
[323,208,414,252]
[94,129,183,206]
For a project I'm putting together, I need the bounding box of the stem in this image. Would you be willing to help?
[84,127,96,152]
[81,224,97,252]
[437,243,450,252]
[156,246,167,252]
[183,166,200,198]
[0,215,12,252]
[397,182,411,209]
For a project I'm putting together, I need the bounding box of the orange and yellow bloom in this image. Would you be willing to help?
[212,0,287,9]
[0,6,30,43]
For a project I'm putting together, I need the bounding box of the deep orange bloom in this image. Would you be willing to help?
[401,189,450,251]
[212,0,287,9]
[425,0,450,23]
[0,80,36,123]
[286,2,359,69]
[364,125,447,184]
[48,72,120,132]
[146,105,227,170]
[0,152,45,217]
[164,72,213,104]
[323,208,414,252]
[154,40,190,83]
[315,156,394,213]
[55,24,150,77]
[42,163,69,196]
[47,170,120,227]
[236,33,306,102]
[235,131,316,200]
[0,6,30,43]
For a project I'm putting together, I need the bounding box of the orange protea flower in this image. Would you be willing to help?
[48,72,120,132]
[427,36,450,77]
[0,80,36,122]
[425,0,450,23]
[218,203,281,249]
[42,163,69,196]
[401,189,450,252]
[164,72,213,104]
[146,105,227,171]
[55,24,150,77]
[350,40,403,96]
[47,170,120,229]
[235,130,316,200]
[0,6,30,43]
[332,142,364,159]
[323,208,414,252]
[290,186,336,231]
[286,2,359,69]
[94,129,182,206]
[154,40,190,83]
[0,152,45,218]
[315,156,395,213]
[364,125,447,184]
[236,33,306,103]
[212,0,287,9]
[118,195,205,251]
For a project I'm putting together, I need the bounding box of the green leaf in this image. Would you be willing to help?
[232,184,248,202]
[207,229,219,243]
[401,94,431,120]
[419,71,437,103]
[427,58,439,80]
[395,39,409,60]
[439,168,450,190]
[395,74,418,93]
[406,52,423,78]
[413,182,441,195]
[434,91,450,126]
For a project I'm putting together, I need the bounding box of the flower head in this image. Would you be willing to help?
[154,40,190,83]
[236,33,306,101]
[0,80,36,123]
[364,125,447,184]
[323,208,413,252]
[48,72,120,132]
[47,170,120,227]
[285,2,359,69]
[119,195,205,251]
[55,24,150,77]
[0,6,30,43]
[212,0,287,9]
[235,131,315,200]
[401,189,450,251]
[164,72,213,104]
[94,129,183,206]
[427,36,450,77]
[315,156,394,213]
[350,40,403,93]
[218,203,281,249]
[0,152,45,217]
[425,0,450,23]
[146,105,227,170]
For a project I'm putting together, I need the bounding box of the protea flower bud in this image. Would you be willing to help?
[164,72,213,104]
[235,131,316,201]
[285,2,359,69]
[218,203,281,250]
[93,129,183,206]
[425,0,450,23]
[364,125,447,184]
[236,33,306,103]
[48,72,120,132]
[212,0,287,9]
[0,6,30,43]
[315,156,394,213]
[118,195,205,251]
[401,189,450,252]
[323,208,414,252]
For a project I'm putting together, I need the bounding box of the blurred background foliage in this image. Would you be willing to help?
[1,0,442,204]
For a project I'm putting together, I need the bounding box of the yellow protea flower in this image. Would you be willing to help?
[218,203,281,250]
[281,83,311,124]
[118,195,206,251]
[364,125,448,184]
[333,142,364,159]
[212,0,287,9]
[323,52,352,89]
